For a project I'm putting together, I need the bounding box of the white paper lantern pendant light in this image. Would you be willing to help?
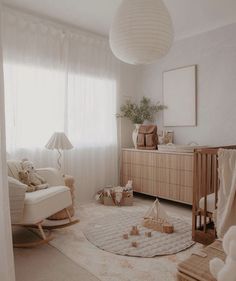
[109,0,174,65]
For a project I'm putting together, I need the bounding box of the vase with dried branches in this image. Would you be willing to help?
[117,97,166,148]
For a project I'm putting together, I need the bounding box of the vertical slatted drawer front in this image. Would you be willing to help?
[143,152,155,195]
[130,150,143,192]
[121,150,132,186]
[154,153,170,198]
[167,153,193,203]
[179,154,194,204]
[121,149,194,205]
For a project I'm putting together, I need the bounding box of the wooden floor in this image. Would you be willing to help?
[13,195,192,281]
[134,192,192,218]
[13,227,100,281]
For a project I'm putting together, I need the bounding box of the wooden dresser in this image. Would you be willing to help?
[121,148,194,205]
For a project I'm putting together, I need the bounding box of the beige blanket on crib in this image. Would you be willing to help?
[217,149,236,238]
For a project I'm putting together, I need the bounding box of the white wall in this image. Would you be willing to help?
[0,2,15,281]
[119,63,142,148]
[140,23,236,146]
[117,63,142,182]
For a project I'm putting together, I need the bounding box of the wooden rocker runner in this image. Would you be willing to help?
[13,208,79,248]
[13,222,54,248]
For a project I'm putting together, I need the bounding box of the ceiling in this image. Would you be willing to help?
[3,0,236,40]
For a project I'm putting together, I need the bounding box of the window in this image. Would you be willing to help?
[4,62,117,151]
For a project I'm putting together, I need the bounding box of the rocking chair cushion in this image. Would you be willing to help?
[199,193,216,213]
[22,186,72,224]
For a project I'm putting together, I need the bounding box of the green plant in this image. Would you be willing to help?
[117,97,166,124]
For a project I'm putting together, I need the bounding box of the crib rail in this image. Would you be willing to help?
[192,145,236,244]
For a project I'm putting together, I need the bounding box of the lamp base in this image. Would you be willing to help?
[57,149,62,170]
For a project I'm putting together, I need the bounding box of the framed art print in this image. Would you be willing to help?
[163,65,197,127]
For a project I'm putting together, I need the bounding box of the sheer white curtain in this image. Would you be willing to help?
[65,33,118,200]
[3,8,66,164]
[2,8,120,201]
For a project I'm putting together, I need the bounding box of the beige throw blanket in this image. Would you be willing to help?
[217,149,236,238]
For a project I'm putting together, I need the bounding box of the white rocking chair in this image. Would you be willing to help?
[7,160,79,248]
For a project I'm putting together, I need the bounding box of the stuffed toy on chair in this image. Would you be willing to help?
[18,170,37,192]
[19,159,49,192]
[210,226,236,281]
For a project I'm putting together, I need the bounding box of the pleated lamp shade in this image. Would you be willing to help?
[45,132,73,150]
[109,0,174,65]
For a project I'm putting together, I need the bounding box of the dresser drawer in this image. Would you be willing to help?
[121,149,193,205]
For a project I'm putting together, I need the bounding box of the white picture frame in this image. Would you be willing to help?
[163,65,197,127]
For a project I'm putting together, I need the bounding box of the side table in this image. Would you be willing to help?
[177,240,225,281]
[48,174,75,220]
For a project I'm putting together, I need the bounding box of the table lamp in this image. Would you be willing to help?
[45,132,73,170]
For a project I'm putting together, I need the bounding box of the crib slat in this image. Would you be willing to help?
[192,145,236,244]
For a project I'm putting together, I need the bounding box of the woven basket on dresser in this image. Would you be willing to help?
[177,240,225,281]
[48,175,75,220]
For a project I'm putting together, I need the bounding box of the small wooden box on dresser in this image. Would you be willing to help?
[121,149,194,205]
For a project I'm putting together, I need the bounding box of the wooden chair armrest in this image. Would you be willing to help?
[63,175,75,205]
[63,174,75,189]
[48,175,76,220]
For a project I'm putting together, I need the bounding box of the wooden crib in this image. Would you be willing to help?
[192,145,236,245]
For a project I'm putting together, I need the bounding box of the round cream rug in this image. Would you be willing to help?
[84,211,194,257]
